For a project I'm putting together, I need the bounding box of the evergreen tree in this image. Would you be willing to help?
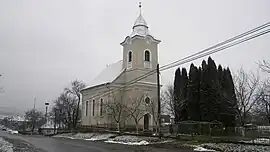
[207,57,220,121]
[221,68,237,126]
[179,68,188,120]
[200,57,220,122]
[173,68,181,123]
[187,64,201,120]
[200,60,209,121]
[172,56,237,127]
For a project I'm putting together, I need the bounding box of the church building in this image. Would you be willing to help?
[81,5,161,130]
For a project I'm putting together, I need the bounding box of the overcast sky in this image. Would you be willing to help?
[0,0,269,115]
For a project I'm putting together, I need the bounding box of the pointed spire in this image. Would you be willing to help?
[139,2,142,15]
[133,2,147,28]
[119,2,160,44]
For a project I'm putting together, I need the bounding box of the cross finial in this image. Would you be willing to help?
[139,2,142,14]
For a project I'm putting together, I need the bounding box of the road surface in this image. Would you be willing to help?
[0,131,192,152]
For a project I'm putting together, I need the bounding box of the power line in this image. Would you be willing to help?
[160,28,270,71]
[160,22,270,70]
[86,22,270,100]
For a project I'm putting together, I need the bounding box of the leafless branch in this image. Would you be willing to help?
[234,67,261,126]
[258,60,270,73]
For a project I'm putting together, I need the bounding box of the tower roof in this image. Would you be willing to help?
[120,3,161,45]
[133,14,148,29]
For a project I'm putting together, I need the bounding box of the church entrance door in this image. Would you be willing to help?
[144,113,149,130]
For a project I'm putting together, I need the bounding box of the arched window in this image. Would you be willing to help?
[100,99,103,116]
[92,100,95,116]
[145,97,150,104]
[85,101,88,116]
[128,51,132,62]
[144,50,150,62]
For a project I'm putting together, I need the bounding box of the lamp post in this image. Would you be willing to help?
[45,102,49,125]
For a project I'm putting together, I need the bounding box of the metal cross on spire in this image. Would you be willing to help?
[139,2,142,15]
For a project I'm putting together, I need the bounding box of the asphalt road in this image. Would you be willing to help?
[0,131,192,152]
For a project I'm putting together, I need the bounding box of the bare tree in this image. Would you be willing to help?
[25,109,45,132]
[255,79,270,124]
[127,93,147,134]
[161,84,175,117]
[65,80,86,129]
[148,98,159,133]
[52,91,77,130]
[259,60,270,73]
[104,90,128,132]
[234,67,261,126]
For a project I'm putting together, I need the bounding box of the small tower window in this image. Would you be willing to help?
[128,51,132,62]
[145,50,150,62]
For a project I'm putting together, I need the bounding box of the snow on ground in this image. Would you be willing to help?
[54,133,116,141]
[240,138,270,144]
[6,129,18,135]
[73,133,96,139]
[0,137,13,152]
[54,133,172,145]
[193,146,216,152]
[85,134,116,141]
[105,140,149,145]
[54,133,74,139]
[201,143,270,152]
[105,135,172,146]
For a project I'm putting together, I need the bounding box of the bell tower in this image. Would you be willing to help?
[120,3,161,83]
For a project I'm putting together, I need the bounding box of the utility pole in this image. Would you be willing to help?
[157,64,161,138]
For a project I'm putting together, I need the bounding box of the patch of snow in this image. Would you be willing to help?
[105,140,149,145]
[83,60,124,90]
[201,143,270,152]
[11,115,25,122]
[105,135,169,145]
[194,146,216,152]
[73,133,96,139]
[53,133,74,138]
[11,130,18,134]
[7,129,18,134]
[240,138,270,144]
[0,137,13,152]
[85,134,116,141]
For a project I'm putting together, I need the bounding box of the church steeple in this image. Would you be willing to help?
[120,2,161,46]
[130,2,150,37]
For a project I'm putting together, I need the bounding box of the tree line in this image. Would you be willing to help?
[22,80,86,132]
[172,57,237,127]
[166,57,270,127]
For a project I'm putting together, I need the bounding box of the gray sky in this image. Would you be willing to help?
[0,0,269,115]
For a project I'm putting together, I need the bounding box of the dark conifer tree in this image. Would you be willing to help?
[199,60,209,121]
[173,68,181,123]
[207,57,220,121]
[179,68,188,120]
[187,64,201,120]
[221,68,237,127]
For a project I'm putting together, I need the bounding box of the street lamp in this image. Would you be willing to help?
[45,102,49,125]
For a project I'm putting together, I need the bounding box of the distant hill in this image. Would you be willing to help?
[0,106,24,117]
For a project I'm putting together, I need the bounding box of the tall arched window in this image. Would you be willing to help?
[128,51,132,62]
[92,100,95,116]
[144,50,150,62]
[100,98,103,116]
